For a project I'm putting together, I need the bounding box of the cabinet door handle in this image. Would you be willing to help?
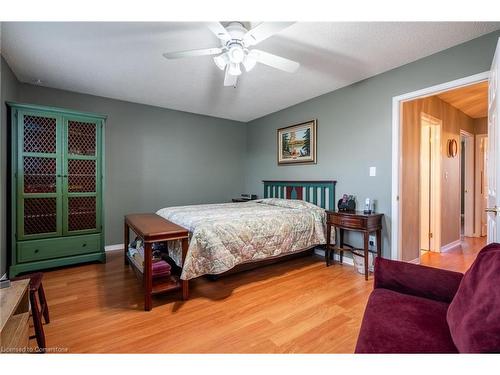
[34,249,39,253]
[82,243,87,247]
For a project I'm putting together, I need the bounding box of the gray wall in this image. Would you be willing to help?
[1,56,19,276]
[2,74,246,254]
[245,31,500,258]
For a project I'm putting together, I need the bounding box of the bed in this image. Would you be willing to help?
[156,180,336,280]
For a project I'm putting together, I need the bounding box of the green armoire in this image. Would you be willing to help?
[8,103,106,277]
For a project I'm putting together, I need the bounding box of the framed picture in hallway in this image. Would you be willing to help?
[277,119,317,165]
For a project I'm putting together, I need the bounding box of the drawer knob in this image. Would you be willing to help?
[34,249,39,253]
[82,243,87,247]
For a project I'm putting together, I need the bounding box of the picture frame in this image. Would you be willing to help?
[447,138,458,158]
[277,119,317,165]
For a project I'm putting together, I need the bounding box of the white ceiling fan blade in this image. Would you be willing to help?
[250,49,300,73]
[163,47,222,59]
[207,22,231,42]
[224,68,238,87]
[243,22,295,46]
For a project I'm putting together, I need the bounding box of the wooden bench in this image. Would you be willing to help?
[124,213,189,311]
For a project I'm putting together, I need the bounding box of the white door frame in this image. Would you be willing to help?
[487,38,500,243]
[391,71,490,260]
[460,129,475,237]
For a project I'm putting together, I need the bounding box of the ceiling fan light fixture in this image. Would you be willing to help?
[228,62,242,76]
[242,54,257,72]
[213,53,229,70]
[228,45,245,64]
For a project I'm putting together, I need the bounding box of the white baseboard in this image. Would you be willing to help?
[440,239,461,252]
[105,243,124,252]
[408,257,420,264]
[314,248,354,266]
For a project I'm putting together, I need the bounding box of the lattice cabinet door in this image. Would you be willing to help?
[17,110,63,239]
[62,116,102,235]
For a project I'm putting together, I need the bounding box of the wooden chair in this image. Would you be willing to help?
[11,272,49,351]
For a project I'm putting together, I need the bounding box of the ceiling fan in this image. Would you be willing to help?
[163,22,300,87]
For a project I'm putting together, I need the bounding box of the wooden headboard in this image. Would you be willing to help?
[262,180,337,210]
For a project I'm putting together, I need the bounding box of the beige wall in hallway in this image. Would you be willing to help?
[402,96,476,261]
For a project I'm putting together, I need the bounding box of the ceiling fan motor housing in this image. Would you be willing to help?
[224,22,248,64]
[225,22,248,41]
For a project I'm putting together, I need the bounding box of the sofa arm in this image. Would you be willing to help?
[374,257,463,303]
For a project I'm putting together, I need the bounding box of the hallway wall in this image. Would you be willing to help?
[474,117,488,134]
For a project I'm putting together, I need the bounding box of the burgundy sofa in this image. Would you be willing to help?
[355,243,500,353]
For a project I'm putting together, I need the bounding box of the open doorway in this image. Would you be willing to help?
[420,114,441,252]
[397,79,489,263]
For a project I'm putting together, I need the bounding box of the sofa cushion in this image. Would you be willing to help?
[447,243,500,353]
[355,288,457,353]
[374,257,463,303]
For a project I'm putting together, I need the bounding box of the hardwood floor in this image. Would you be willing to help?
[37,237,485,353]
[420,236,485,272]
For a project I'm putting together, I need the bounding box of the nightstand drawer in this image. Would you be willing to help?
[328,214,366,229]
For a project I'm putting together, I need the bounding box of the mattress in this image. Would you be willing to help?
[156,198,327,280]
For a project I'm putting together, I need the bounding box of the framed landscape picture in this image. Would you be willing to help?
[277,120,317,165]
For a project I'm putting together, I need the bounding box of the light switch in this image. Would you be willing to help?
[369,167,376,177]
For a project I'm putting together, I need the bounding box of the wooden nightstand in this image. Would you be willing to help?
[326,211,384,280]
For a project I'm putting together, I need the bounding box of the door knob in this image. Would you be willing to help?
[485,206,500,215]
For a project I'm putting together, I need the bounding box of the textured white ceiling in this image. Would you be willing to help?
[2,22,499,122]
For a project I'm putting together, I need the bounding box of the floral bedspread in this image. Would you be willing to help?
[156,199,327,280]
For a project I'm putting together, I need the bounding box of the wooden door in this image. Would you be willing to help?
[487,38,500,243]
[17,110,63,240]
[62,116,102,236]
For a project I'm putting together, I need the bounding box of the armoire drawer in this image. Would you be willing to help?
[17,234,101,263]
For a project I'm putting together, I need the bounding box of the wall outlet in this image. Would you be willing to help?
[368,235,376,250]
